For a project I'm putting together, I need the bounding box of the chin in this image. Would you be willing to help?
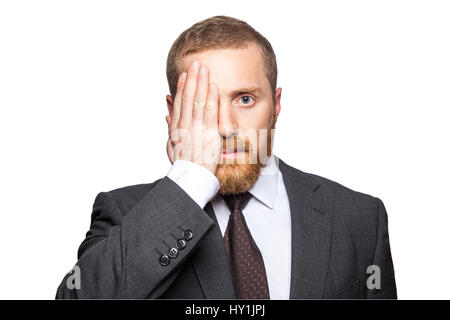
[216,138,273,195]
[216,161,262,195]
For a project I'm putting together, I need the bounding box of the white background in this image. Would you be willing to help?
[0,0,449,299]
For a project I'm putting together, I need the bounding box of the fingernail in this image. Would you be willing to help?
[179,72,187,82]
[200,66,207,74]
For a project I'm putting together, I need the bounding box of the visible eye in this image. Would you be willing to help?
[238,95,254,106]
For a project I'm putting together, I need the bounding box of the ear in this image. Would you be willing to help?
[166,94,174,116]
[274,87,282,120]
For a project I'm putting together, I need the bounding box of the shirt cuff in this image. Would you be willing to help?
[166,160,219,209]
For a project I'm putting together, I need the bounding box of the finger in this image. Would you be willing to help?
[170,72,187,133]
[192,65,209,122]
[179,60,200,129]
[204,83,219,129]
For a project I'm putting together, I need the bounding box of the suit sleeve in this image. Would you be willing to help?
[365,197,397,299]
[56,177,215,299]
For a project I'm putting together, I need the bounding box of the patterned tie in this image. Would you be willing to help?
[222,192,270,299]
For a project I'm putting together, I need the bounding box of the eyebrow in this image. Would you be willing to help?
[227,87,263,97]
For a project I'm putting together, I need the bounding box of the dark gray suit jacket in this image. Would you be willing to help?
[56,158,396,299]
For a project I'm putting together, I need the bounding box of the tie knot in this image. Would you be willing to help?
[222,192,252,212]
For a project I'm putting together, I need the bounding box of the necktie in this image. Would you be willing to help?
[222,192,270,299]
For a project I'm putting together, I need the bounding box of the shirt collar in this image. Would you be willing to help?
[248,154,280,209]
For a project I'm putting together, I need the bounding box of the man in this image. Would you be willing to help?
[56,16,396,299]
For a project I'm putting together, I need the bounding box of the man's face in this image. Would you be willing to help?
[178,43,281,194]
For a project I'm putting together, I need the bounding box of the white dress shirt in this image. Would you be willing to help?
[166,155,292,299]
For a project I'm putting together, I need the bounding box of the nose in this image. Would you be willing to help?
[218,101,238,140]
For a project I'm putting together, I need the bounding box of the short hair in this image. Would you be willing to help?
[166,16,278,102]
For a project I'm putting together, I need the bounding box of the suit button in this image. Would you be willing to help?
[159,254,170,266]
[168,247,178,258]
[177,239,187,250]
[184,230,193,241]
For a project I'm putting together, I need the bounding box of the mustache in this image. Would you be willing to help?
[221,137,253,153]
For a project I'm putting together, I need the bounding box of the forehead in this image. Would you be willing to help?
[181,43,270,95]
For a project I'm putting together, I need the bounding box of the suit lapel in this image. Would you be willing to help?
[190,202,236,299]
[279,159,334,299]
